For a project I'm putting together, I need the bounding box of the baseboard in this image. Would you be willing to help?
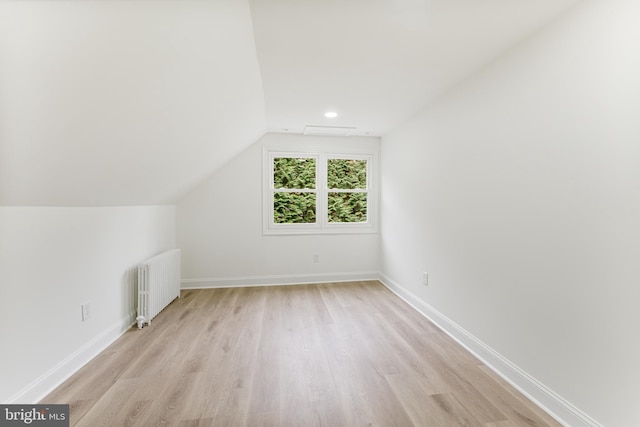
[7,312,136,404]
[378,273,602,427]
[181,271,379,289]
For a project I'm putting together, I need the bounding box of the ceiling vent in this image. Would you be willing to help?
[303,125,356,136]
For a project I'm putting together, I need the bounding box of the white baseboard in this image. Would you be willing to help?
[181,271,379,289]
[7,312,136,404]
[378,273,602,427]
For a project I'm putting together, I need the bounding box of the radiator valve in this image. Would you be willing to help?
[136,316,146,329]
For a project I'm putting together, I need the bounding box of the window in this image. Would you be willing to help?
[326,157,368,223]
[264,148,377,235]
[273,156,317,224]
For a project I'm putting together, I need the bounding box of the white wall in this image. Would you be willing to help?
[177,133,380,287]
[380,1,640,426]
[0,206,175,403]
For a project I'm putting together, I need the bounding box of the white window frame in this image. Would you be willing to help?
[267,151,320,233]
[263,147,378,235]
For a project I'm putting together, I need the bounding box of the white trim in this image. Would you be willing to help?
[377,273,602,427]
[181,271,379,289]
[7,312,137,404]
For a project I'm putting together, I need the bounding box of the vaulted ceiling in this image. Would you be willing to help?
[0,0,580,206]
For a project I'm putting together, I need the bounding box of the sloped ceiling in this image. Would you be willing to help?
[0,0,266,206]
[0,0,580,206]
[250,0,581,136]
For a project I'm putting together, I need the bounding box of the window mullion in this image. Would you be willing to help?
[317,155,327,228]
[326,188,368,194]
[273,188,317,193]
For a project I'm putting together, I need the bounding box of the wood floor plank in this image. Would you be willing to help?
[73,378,142,427]
[40,281,561,427]
[171,288,246,420]
[205,287,266,426]
[246,287,284,418]
[476,365,561,427]
[177,418,215,427]
[486,421,537,427]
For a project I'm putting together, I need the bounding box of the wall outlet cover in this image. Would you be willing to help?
[81,303,91,321]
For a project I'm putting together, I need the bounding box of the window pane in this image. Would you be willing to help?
[274,192,316,224]
[327,159,366,189]
[328,193,367,223]
[274,158,316,189]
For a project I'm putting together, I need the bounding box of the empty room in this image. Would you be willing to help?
[1,0,638,426]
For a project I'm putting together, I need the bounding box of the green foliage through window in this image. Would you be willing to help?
[327,158,367,223]
[327,159,367,189]
[272,155,368,225]
[274,192,316,224]
[273,158,315,189]
[273,157,316,224]
[328,193,367,223]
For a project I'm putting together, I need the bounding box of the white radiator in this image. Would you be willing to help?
[136,249,181,329]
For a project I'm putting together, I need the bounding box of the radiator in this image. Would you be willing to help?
[136,249,181,329]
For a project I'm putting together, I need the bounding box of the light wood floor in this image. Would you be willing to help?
[42,281,561,426]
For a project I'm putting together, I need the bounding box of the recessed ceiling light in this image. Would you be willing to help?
[324,111,338,118]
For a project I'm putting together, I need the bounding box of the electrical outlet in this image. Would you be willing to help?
[81,302,91,321]
[313,253,319,263]
[422,272,429,286]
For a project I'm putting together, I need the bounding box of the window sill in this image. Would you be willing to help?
[263,224,378,236]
